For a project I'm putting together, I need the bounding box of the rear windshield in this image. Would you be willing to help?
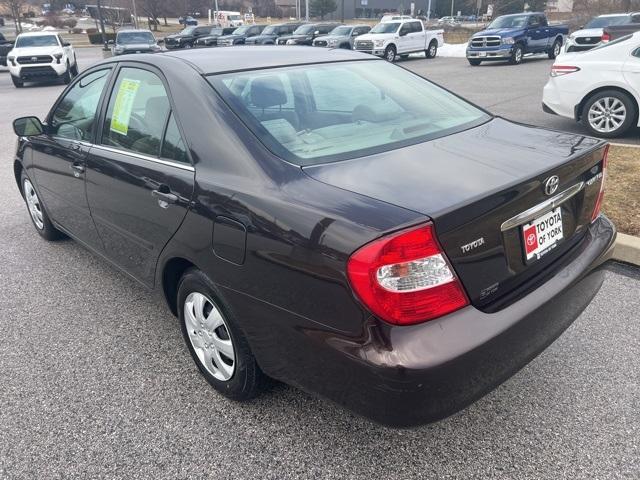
[208,61,489,165]
[585,16,631,28]
[16,35,58,47]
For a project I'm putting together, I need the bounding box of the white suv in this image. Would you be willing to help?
[353,20,444,62]
[7,32,78,88]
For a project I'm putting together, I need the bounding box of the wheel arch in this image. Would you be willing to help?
[577,86,640,125]
[161,256,199,316]
[553,35,563,45]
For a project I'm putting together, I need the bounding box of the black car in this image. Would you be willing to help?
[245,22,304,45]
[12,47,616,427]
[0,32,14,66]
[216,24,267,46]
[195,27,236,47]
[164,25,216,49]
[276,23,341,45]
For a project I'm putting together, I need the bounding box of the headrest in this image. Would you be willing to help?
[250,76,287,109]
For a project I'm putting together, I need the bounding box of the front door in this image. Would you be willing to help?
[30,67,112,249]
[85,65,194,286]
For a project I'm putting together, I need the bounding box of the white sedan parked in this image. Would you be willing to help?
[542,32,640,138]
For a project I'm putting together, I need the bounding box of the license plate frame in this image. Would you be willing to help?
[521,207,564,263]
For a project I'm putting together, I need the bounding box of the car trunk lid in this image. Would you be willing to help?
[302,118,608,309]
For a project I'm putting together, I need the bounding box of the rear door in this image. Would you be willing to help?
[85,64,194,286]
[623,45,640,88]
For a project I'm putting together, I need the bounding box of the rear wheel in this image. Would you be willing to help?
[20,171,64,241]
[548,39,562,59]
[468,58,481,66]
[582,90,636,138]
[509,44,523,65]
[178,268,268,400]
[11,76,24,88]
[384,45,396,62]
[425,40,437,58]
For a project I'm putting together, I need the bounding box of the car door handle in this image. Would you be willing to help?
[70,162,85,177]
[152,187,178,207]
[70,142,82,151]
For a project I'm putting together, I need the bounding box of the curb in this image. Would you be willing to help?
[612,233,640,267]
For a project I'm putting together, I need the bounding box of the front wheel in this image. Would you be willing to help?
[178,268,268,400]
[468,58,482,66]
[20,172,65,241]
[70,55,79,76]
[384,45,396,62]
[548,39,562,59]
[509,44,523,65]
[425,40,437,58]
[582,90,636,138]
[183,43,192,49]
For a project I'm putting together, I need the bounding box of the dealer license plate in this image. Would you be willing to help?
[522,207,564,262]
[478,51,487,57]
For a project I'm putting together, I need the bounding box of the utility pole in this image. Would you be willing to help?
[341,0,344,23]
[305,0,309,21]
[427,0,431,21]
[96,0,108,50]
[131,0,139,29]
[450,0,454,17]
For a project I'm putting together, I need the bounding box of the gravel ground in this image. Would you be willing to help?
[0,48,638,480]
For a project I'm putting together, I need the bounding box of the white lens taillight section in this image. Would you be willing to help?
[347,223,469,326]
[376,254,454,292]
[551,65,581,77]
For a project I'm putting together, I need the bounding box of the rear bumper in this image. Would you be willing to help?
[246,215,616,427]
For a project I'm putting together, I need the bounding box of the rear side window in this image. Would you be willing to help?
[411,21,422,32]
[161,113,188,163]
[101,68,170,157]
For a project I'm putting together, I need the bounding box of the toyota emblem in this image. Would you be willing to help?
[544,175,559,196]
[527,233,536,246]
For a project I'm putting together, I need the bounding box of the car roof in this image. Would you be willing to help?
[118,29,153,33]
[17,31,59,37]
[161,45,376,74]
[597,12,638,17]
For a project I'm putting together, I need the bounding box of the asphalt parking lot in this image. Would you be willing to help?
[1,48,639,479]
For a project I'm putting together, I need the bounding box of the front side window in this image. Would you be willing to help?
[15,34,59,48]
[50,69,111,141]
[102,68,170,157]
[209,61,489,165]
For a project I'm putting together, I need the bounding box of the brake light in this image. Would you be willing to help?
[601,32,611,42]
[347,223,468,326]
[551,65,581,77]
[591,144,609,222]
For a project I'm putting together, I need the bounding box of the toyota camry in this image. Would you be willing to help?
[12,47,616,426]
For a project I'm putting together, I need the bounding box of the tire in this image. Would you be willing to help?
[548,39,562,59]
[467,58,482,66]
[183,43,192,49]
[178,268,268,401]
[20,171,65,241]
[384,44,396,62]
[581,90,636,138]
[509,44,524,65]
[61,62,71,84]
[425,40,437,59]
[70,55,79,76]
[12,76,24,88]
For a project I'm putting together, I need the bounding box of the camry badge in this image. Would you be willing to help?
[544,175,559,196]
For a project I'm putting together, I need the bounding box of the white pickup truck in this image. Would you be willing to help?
[7,32,78,88]
[353,19,444,62]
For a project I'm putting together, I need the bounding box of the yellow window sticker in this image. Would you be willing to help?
[110,78,141,135]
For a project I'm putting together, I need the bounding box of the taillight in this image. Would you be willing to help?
[591,144,609,222]
[601,32,611,42]
[551,65,581,77]
[347,223,469,326]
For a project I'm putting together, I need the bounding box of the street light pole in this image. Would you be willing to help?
[131,0,139,29]
[305,0,309,21]
[450,0,454,17]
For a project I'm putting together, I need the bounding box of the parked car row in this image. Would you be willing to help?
[565,12,640,52]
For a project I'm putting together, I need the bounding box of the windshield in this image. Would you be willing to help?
[179,27,196,35]
[585,16,631,28]
[208,61,489,165]
[15,35,58,48]
[293,25,315,34]
[233,26,250,34]
[330,26,352,35]
[229,15,241,20]
[262,25,277,34]
[117,32,155,44]
[488,15,529,29]
[370,22,400,33]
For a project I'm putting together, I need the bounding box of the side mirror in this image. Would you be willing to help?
[157,38,164,44]
[63,42,71,47]
[13,116,44,137]
[108,40,114,45]
[399,29,408,36]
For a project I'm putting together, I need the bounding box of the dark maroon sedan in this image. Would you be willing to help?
[12,47,615,426]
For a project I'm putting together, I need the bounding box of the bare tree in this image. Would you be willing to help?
[1,0,25,35]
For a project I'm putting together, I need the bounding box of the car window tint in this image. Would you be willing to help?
[102,68,170,158]
[413,22,423,32]
[161,113,188,163]
[50,69,111,141]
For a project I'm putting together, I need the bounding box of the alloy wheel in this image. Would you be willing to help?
[23,178,44,230]
[554,42,561,57]
[515,47,522,63]
[429,44,436,57]
[588,97,626,134]
[184,292,236,381]
[386,48,395,62]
